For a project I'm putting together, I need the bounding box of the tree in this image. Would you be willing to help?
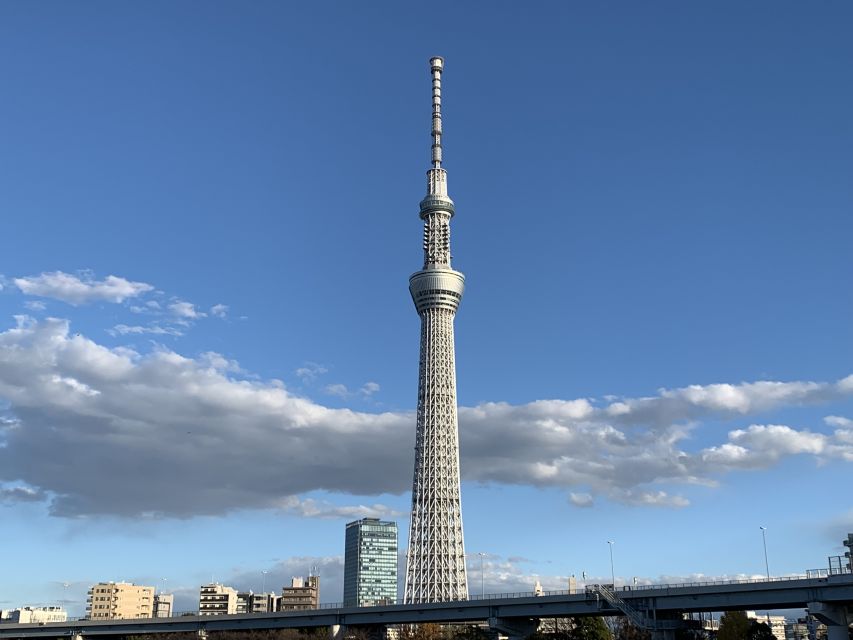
[718,612,751,640]
[570,617,613,640]
[398,623,450,640]
[612,618,651,640]
[747,621,775,640]
[448,625,491,640]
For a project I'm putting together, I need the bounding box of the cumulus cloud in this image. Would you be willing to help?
[169,301,206,319]
[360,382,381,397]
[295,362,328,382]
[609,489,690,508]
[603,379,847,427]
[568,492,594,508]
[130,301,163,314]
[324,382,380,399]
[277,497,405,520]
[210,304,229,318]
[0,316,851,519]
[23,301,47,311]
[14,272,154,305]
[324,383,350,398]
[697,424,853,470]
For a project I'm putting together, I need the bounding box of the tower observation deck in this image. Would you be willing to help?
[404,56,469,604]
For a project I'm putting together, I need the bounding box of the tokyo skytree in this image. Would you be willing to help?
[403,57,469,604]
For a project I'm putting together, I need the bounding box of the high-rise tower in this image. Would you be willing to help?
[404,56,469,604]
[343,518,398,607]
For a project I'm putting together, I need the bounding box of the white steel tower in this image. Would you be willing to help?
[404,56,469,604]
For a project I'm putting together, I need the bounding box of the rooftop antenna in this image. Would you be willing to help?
[430,56,443,169]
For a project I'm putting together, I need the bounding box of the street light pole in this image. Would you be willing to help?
[478,553,486,597]
[262,570,268,594]
[607,541,615,587]
[759,527,770,580]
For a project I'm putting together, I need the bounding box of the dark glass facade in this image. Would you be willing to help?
[343,518,398,607]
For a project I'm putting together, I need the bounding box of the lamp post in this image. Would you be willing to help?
[607,541,615,587]
[262,570,268,594]
[478,553,486,597]
[62,582,70,614]
[759,527,770,580]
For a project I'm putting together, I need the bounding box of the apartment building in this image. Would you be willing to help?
[280,576,319,611]
[0,607,67,624]
[153,593,173,618]
[198,583,238,616]
[86,582,154,620]
[236,592,278,614]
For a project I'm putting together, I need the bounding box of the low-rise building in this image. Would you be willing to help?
[87,582,154,620]
[785,621,810,640]
[236,592,278,614]
[0,607,67,624]
[747,611,787,640]
[199,583,238,616]
[279,576,319,611]
[153,594,173,618]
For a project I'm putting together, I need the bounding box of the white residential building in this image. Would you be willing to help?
[747,611,787,640]
[198,583,238,616]
[0,607,67,624]
[153,594,173,618]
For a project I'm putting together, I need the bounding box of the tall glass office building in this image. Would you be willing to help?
[343,518,398,607]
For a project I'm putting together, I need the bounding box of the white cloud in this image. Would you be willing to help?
[697,424,852,470]
[360,382,380,397]
[296,362,328,382]
[609,488,690,508]
[109,324,184,337]
[603,379,840,428]
[324,383,350,398]
[130,300,163,314]
[825,415,853,428]
[568,492,594,508]
[277,497,405,520]
[0,316,851,518]
[14,271,153,305]
[168,301,206,319]
[210,304,229,318]
[23,301,46,311]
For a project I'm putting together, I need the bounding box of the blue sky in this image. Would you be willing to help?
[1,0,852,617]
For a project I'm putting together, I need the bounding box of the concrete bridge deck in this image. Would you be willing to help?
[1,574,850,640]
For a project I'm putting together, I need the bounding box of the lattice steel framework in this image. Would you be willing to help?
[404,56,469,604]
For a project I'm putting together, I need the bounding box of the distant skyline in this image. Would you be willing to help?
[1,1,852,617]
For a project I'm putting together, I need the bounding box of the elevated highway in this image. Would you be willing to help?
[1,574,850,640]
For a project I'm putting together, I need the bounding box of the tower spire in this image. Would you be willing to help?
[405,57,469,604]
[430,56,443,169]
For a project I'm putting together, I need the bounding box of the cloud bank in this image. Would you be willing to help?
[0,316,851,519]
[14,272,153,305]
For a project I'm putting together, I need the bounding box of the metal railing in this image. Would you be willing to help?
[587,584,651,629]
[62,571,853,623]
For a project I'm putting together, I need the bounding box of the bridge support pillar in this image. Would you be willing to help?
[488,616,538,640]
[808,602,849,640]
